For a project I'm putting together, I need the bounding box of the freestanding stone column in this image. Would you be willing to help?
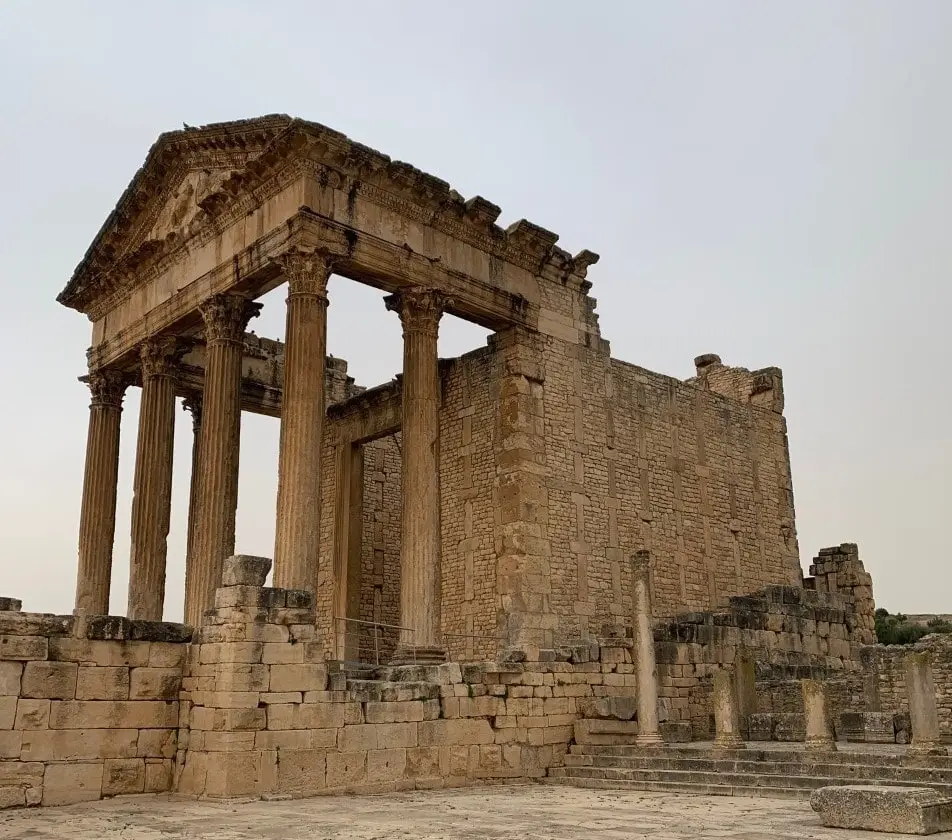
[631,550,663,746]
[272,250,333,591]
[186,294,260,627]
[385,287,447,665]
[127,337,183,620]
[904,652,947,756]
[712,666,746,749]
[802,679,837,752]
[74,369,128,615]
[182,394,203,621]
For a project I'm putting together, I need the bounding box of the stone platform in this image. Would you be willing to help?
[0,785,929,840]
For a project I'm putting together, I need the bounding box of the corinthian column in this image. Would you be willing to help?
[181,394,202,621]
[74,370,128,616]
[127,337,184,620]
[186,294,260,627]
[385,287,448,665]
[272,249,333,591]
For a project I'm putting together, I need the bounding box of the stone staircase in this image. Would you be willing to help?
[548,744,952,800]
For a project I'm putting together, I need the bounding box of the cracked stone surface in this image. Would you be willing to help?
[0,785,921,839]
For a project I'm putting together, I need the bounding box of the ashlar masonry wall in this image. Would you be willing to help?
[0,601,188,808]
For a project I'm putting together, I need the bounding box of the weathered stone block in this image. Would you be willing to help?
[221,555,272,588]
[0,598,22,613]
[144,758,173,792]
[49,638,150,667]
[0,663,23,695]
[21,661,78,700]
[269,664,326,693]
[49,700,179,730]
[20,727,138,761]
[574,719,639,746]
[41,762,103,806]
[0,730,22,758]
[325,751,366,788]
[129,667,181,700]
[0,635,48,660]
[420,719,494,747]
[14,698,50,730]
[102,758,145,796]
[365,700,425,724]
[276,748,326,795]
[811,785,952,835]
[367,748,407,783]
[137,728,177,758]
[76,666,130,700]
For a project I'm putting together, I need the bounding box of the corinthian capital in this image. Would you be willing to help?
[274,248,335,299]
[384,287,451,337]
[87,369,129,409]
[199,294,262,344]
[139,336,187,380]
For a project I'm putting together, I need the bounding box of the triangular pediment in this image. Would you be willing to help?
[59,115,294,313]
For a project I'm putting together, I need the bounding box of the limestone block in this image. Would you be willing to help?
[294,703,345,730]
[203,750,270,799]
[144,758,173,792]
[102,758,145,796]
[0,598,21,612]
[366,748,407,783]
[48,700,179,729]
[365,701,425,724]
[0,696,16,729]
[811,785,952,835]
[261,643,304,665]
[49,639,151,667]
[0,635,48,660]
[373,722,419,750]
[202,691,260,709]
[276,748,327,795]
[21,661,78,700]
[269,664,327,693]
[774,713,805,742]
[419,719,494,747]
[76,666,130,700]
[325,751,367,789]
[149,643,187,669]
[406,745,441,778]
[203,731,257,752]
[199,642,263,665]
[0,663,22,695]
[255,729,316,750]
[221,555,272,587]
[0,730,22,757]
[20,728,138,761]
[339,724,379,752]
[259,692,302,705]
[573,719,640,746]
[130,667,181,700]
[41,762,103,806]
[137,728,177,758]
[14,699,51,730]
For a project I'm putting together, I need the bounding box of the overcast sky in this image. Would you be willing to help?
[0,1,949,620]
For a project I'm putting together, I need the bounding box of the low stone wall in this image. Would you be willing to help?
[0,602,189,807]
[862,634,952,740]
[652,583,867,738]
[177,556,639,799]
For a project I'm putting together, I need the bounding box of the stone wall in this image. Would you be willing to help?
[862,634,952,740]
[0,601,189,808]
[176,556,640,800]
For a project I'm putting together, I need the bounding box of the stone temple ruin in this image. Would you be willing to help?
[0,115,949,818]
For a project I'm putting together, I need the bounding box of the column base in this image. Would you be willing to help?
[389,645,447,666]
[712,736,747,751]
[804,737,838,753]
[635,733,665,748]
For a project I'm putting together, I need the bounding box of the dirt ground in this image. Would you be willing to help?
[0,784,913,839]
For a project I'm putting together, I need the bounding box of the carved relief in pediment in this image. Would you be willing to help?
[148,169,232,242]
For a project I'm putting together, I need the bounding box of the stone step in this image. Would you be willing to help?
[549,765,952,799]
[565,754,952,784]
[546,771,809,800]
[569,744,952,770]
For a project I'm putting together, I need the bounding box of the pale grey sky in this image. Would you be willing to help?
[0,1,949,620]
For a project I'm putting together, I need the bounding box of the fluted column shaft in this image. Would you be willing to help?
[127,338,183,620]
[186,295,260,627]
[386,288,447,663]
[182,394,203,622]
[273,250,332,591]
[631,551,663,746]
[74,371,128,615]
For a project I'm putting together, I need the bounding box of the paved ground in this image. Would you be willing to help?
[0,785,919,839]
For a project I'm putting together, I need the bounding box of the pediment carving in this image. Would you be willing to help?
[148,169,232,243]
